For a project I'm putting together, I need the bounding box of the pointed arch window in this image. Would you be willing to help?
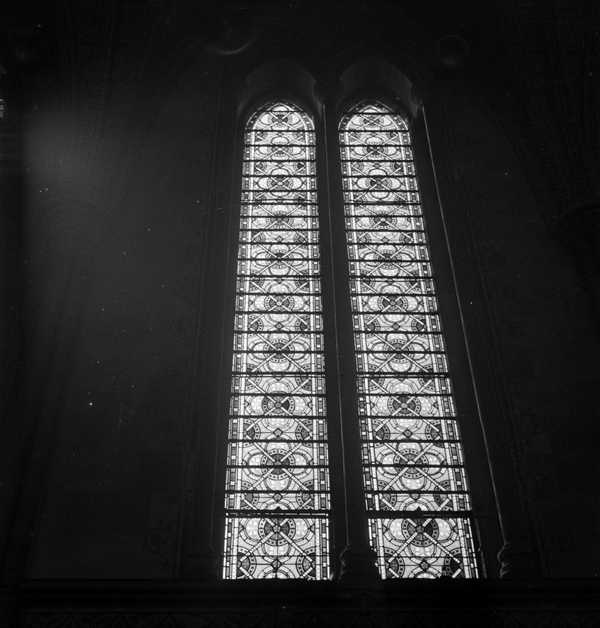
[221,98,481,581]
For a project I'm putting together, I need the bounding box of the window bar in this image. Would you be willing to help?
[339,102,478,579]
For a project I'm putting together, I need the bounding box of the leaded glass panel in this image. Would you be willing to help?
[339,102,478,579]
[223,102,330,580]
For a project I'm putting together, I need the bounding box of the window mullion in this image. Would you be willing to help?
[314,106,350,578]
[322,99,380,581]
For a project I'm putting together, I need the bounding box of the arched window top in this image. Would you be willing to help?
[339,100,409,133]
[245,100,314,134]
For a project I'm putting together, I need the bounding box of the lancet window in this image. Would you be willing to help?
[339,102,478,578]
[223,102,331,579]
[222,98,479,581]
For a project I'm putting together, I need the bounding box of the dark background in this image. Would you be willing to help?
[1,0,599,623]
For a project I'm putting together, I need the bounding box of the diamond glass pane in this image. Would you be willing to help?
[224,102,330,580]
[339,102,478,579]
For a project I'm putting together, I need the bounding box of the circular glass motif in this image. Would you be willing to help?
[248,316,264,333]
[267,215,293,229]
[400,518,440,548]
[294,316,309,333]
[257,167,302,199]
[295,419,311,441]
[389,340,415,370]
[377,294,408,312]
[261,394,295,416]
[259,517,296,547]
[370,214,398,230]
[373,421,390,441]
[384,548,405,578]
[237,551,257,577]
[442,549,463,577]
[241,481,259,509]
[393,446,427,489]
[363,134,390,159]
[261,448,294,476]
[388,394,422,416]
[295,554,315,578]
[267,109,302,130]
[372,245,399,269]
[265,294,295,310]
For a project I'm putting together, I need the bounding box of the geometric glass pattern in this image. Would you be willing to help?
[339,101,479,578]
[223,102,330,579]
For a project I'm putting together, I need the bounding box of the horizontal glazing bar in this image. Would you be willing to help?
[233,332,325,337]
[358,416,458,423]
[359,416,457,423]
[236,274,322,279]
[236,257,323,261]
[365,488,470,494]
[244,143,316,148]
[243,175,318,180]
[240,202,318,206]
[242,189,318,194]
[226,489,329,494]
[224,511,329,517]
[355,392,453,398]
[344,201,422,206]
[340,143,412,148]
[357,370,448,376]
[227,464,329,469]
[239,217,319,222]
[342,174,417,179]
[346,228,425,233]
[227,439,330,444]
[342,125,409,132]
[230,392,326,398]
[244,158,314,162]
[366,511,474,519]
[228,414,327,420]
[232,308,321,318]
[350,294,439,301]
[235,292,324,298]
[237,241,319,246]
[341,158,414,163]
[232,351,329,357]
[348,274,434,279]
[245,129,316,134]
[239,229,320,234]
[353,348,446,354]
[363,440,462,445]
[231,371,328,376]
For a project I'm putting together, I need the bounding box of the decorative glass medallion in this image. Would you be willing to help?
[223,102,330,580]
[339,102,479,579]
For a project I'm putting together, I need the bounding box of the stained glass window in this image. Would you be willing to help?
[339,102,479,579]
[223,102,331,580]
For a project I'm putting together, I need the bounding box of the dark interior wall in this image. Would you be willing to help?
[1,0,599,583]
[21,53,221,577]
[426,84,600,576]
